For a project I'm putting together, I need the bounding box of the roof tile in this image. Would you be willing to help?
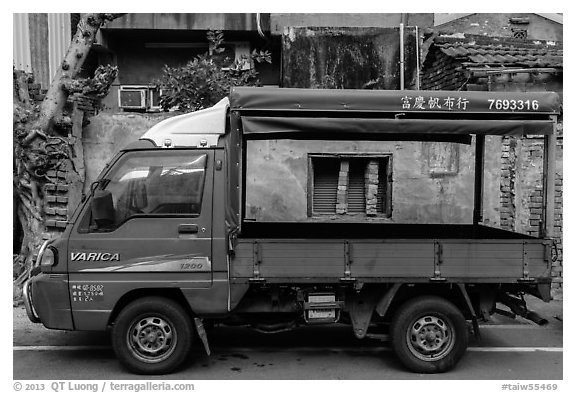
[435,39,563,68]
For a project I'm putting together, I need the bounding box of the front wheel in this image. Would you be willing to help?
[111,297,193,374]
[391,296,468,373]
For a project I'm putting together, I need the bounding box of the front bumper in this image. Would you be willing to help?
[24,273,74,330]
[23,279,40,323]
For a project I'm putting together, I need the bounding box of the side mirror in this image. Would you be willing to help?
[91,189,115,228]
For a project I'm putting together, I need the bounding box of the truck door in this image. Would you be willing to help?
[67,149,214,326]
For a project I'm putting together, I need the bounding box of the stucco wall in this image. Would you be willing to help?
[81,112,176,194]
[244,139,501,224]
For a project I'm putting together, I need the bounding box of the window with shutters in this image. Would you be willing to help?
[308,154,392,218]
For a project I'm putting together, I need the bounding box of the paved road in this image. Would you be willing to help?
[13,298,563,381]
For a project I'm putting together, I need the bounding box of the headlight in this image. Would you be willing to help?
[40,247,57,267]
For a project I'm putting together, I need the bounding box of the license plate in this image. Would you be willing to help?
[308,309,335,319]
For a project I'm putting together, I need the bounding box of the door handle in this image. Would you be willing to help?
[178,224,199,234]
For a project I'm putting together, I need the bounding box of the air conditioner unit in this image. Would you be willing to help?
[149,87,166,111]
[118,86,148,110]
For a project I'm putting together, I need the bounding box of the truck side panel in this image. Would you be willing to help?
[441,242,524,278]
[526,241,552,278]
[350,241,434,277]
[231,238,547,282]
[232,241,345,278]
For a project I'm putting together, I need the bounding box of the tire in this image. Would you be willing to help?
[391,296,468,373]
[111,297,193,374]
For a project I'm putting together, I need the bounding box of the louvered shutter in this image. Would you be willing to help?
[376,159,386,214]
[347,159,366,213]
[312,158,339,213]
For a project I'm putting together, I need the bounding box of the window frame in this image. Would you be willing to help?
[307,153,393,219]
[78,149,210,233]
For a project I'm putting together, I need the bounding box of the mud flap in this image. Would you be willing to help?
[457,283,481,339]
[346,286,385,339]
[194,317,211,356]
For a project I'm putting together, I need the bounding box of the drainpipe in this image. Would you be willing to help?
[256,13,265,38]
[543,116,558,239]
[415,25,420,90]
[399,22,405,90]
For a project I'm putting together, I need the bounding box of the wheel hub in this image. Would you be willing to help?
[128,316,176,363]
[407,315,455,361]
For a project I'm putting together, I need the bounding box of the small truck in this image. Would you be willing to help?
[24,87,560,375]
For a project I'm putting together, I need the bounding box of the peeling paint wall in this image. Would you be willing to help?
[245,139,477,224]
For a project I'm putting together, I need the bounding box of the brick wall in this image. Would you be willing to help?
[365,160,379,216]
[499,135,563,289]
[420,50,468,91]
[499,137,517,231]
[69,93,99,117]
[420,46,563,289]
[492,77,563,289]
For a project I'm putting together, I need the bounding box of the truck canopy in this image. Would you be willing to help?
[230,87,560,140]
[138,88,560,245]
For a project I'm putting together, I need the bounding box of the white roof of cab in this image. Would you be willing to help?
[140,97,229,147]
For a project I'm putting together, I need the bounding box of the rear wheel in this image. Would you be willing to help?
[391,296,468,373]
[112,297,193,374]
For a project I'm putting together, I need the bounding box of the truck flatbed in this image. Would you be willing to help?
[232,223,548,283]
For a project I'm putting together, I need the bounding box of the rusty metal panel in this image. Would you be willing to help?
[13,13,32,73]
[48,13,71,85]
[440,241,524,278]
[351,240,434,277]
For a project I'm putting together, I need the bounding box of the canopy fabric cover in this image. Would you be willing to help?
[240,116,553,138]
[230,87,560,138]
[230,87,560,115]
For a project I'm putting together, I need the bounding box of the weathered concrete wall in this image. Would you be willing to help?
[81,112,175,194]
[271,13,434,35]
[282,27,418,90]
[103,13,270,31]
[245,139,481,224]
[483,136,504,228]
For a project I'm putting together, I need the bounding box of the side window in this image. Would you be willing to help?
[309,154,392,218]
[83,151,207,231]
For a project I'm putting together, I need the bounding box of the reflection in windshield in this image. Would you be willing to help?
[100,152,207,226]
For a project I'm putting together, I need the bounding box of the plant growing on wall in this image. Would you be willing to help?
[156,30,272,112]
[13,13,123,302]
